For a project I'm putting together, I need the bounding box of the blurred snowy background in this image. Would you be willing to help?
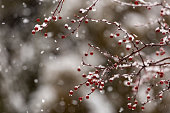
[0,0,169,113]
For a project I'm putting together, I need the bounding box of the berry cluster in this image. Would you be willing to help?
[33,0,170,111]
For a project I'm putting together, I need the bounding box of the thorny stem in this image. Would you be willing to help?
[66,0,99,37]
[52,0,64,16]
[133,66,146,100]
[112,0,168,8]
[151,57,170,65]
[120,43,170,63]
[131,41,146,67]
[142,84,170,105]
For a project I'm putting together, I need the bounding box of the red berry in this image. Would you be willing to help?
[98,81,101,84]
[32,30,35,34]
[129,37,132,41]
[159,95,163,98]
[69,90,73,95]
[86,82,89,86]
[141,106,145,110]
[88,79,92,82]
[89,7,92,10]
[134,86,138,90]
[77,68,81,72]
[147,87,151,91]
[127,103,132,109]
[36,18,40,22]
[156,29,160,32]
[82,74,87,78]
[91,87,95,92]
[71,19,75,23]
[128,97,131,100]
[126,47,130,50]
[74,86,78,91]
[129,56,133,61]
[118,41,121,45]
[134,100,138,104]
[123,39,126,42]
[128,105,132,109]
[160,51,165,55]
[160,42,164,44]
[110,34,114,38]
[135,1,139,5]
[85,53,88,56]
[58,16,62,19]
[159,72,164,78]
[44,19,48,23]
[95,82,98,86]
[147,95,150,99]
[109,78,113,82]
[34,27,38,31]
[44,33,47,37]
[164,81,168,84]
[85,19,88,23]
[79,97,83,102]
[156,51,159,56]
[132,106,136,110]
[86,95,89,99]
[52,16,56,20]
[101,83,104,87]
[99,87,103,90]
[90,81,93,85]
[160,80,164,84]
[114,63,117,67]
[92,75,96,79]
[135,40,140,44]
[90,52,93,55]
[116,33,120,36]
[95,70,99,74]
[127,81,131,85]
[61,35,66,39]
[64,24,68,29]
